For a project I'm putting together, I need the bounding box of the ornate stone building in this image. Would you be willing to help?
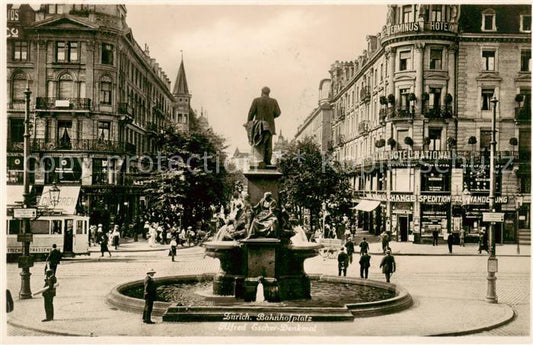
[6,4,190,227]
[298,4,531,243]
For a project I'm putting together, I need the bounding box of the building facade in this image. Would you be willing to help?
[299,4,531,243]
[6,4,190,229]
[294,79,333,153]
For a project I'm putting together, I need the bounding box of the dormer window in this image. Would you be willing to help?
[521,14,531,33]
[402,5,414,23]
[482,9,496,32]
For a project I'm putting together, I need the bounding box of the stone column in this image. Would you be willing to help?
[447,43,457,102]
[414,43,425,116]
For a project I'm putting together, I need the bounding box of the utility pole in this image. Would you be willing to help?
[486,96,498,304]
[19,85,33,299]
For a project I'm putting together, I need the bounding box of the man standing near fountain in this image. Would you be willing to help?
[142,269,156,324]
[337,247,349,276]
[380,250,396,283]
[245,86,281,168]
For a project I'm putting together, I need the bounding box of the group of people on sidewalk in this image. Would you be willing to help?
[337,236,396,283]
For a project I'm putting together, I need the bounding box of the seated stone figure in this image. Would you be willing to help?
[246,192,279,239]
[213,219,248,241]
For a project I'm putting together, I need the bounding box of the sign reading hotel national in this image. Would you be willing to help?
[368,150,514,162]
[383,21,459,37]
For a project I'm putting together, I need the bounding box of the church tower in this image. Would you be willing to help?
[172,54,191,131]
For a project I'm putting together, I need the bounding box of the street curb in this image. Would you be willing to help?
[7,318,89,337]
[430,304,516,336]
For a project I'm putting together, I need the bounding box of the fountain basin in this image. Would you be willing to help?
[106,274,413,322]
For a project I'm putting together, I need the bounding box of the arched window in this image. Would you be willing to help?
[58,74,74,99]
[12,72,27,102]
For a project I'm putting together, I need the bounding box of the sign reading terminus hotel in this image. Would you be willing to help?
[384,21,458,36]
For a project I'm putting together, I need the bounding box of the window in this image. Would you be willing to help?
[482,10,496,31]
[480,130,491,150]
[12,41,28,61]
[9,119,24,142]
[521,14,531,32]
[402,5,413,23]
[58,74,73,99]
[92,159,109,184]
[101,43,114,65]
[397,129,409,150]
[399,51,411,71]
[482,50,495,71]
[429,88,441,108]
[481,88,494,110]
[429,49,442,70]
[12,73,27,101]
[431,7,442,22]
[428,128,442,150]
[400,88,410,110]
[521,50,531,72]
[57,121,72,149]
[56,41,78,62]
[100,77,112,105]
[98,121,110,141]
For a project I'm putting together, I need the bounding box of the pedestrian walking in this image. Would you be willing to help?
[6,289,14,313]
[337,247,349,276]
[112,225,120,250]
[359,252,371,279]
[100,235,112,257]
[359,237,369,255]
[447,233,454,254]
[432,229,439,246]
[379,250,396,283]
[46,244,62,276]
[89,225,97,246]
[478,231,488,254]
[142,269,156,324]
[460,228,465,247]
[96,224,104,244]
[162,227,168,245]
[41,268,57,322]
[345,237,355,264]
[381,232,389,253]
[169,238,177,262]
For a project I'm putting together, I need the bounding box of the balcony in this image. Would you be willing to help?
[335,107,345,122]
[118,102,134,118]
[387,107,413,121]
[336,135,345,147]
[515,106,531,123]
[124,142,137,155]
[379,108,388,124]
[360,86,371,103]
[35,97,91,111]
[32,138,124,153]
[423,105,453,119]
[358,121,369,135]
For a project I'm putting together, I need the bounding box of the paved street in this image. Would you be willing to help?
[5,239,530,340]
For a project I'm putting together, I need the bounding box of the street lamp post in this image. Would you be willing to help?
[19,85,33,299]
[486,96,499,304]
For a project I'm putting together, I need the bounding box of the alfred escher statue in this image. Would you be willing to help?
[245,86,281,168]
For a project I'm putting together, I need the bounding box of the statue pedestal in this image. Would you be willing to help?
[241,238,281,302]
[244,168,282,206]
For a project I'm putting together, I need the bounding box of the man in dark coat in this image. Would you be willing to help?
[337,247,349,276]
[359,252,371,279]
[344,237,355,263]
[46,244,62,275]
[359,237,369,255]
[432,229,439,246]
[143,269,157,324]
[447,233,454,254]
[42,269,57,322]
[380,250,396,283]
[246,86,281,167]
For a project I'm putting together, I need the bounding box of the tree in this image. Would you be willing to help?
[279,136,352,234]
[143,111,234,229]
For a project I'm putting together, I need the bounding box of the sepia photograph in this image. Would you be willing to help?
[2,1,531,344]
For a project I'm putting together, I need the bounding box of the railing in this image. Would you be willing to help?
[423,105,453,119]
[7,141,24,152]
[336,135,345,147]
[382,20,458,39]
[515,106,531,122]
[358,121,369,135]
[387,107,412,120]
[32,138,124,152]
[35,97,91,111]
[379,108,388,124]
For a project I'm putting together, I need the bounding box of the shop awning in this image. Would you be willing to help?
[354,200,381,212]
[39,185,80,215]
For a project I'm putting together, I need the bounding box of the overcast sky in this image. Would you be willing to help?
[126,3,387,154]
